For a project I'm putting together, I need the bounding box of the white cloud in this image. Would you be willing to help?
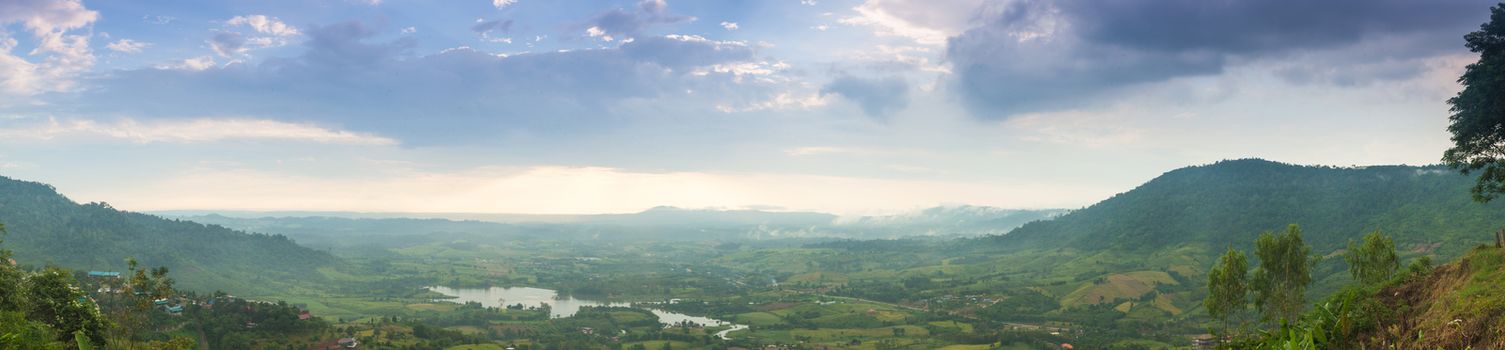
[155,56,217,71]
[493,0,518,9]
[586,26,613,41]
[0,0,99,95]
[401,26,417,34]
[106,39,149,53]
[838,0,987,45]
[0,117,397,145]
[720,21,739,30]
[226,15,300,37]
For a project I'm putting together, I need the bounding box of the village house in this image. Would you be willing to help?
[87,271,120,278]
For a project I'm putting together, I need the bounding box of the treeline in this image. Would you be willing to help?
[1203,224,1435,348]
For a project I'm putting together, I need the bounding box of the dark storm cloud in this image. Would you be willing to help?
[947,0,1496,118]
[821,75,910,118]
[1062,0,1483,55]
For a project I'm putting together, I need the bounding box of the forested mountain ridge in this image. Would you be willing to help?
[994,159,1501,258]
[0,175,334,294]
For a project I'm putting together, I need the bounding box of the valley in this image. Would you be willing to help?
[4,159,1503,349]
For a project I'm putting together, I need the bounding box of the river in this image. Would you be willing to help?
[426,286,747,339]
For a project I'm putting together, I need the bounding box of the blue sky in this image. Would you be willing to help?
[0,0,1491,214]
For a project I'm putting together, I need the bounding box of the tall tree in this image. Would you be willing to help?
[1251,224,1313,324]
[1345,230,1400,286]
[0,223,23,313]
[1445,4,1505,202]
[1205,246,1249,338]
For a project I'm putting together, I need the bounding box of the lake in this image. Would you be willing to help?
[427,286,747,339]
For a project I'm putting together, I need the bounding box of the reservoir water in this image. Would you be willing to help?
[427,286,747,339]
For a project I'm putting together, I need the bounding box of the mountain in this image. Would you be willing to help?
[0,176,334,294]
[995,159,1502,258]
[836,205,1069,236]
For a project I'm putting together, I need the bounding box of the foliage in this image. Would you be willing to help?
[1445,3,1505,202]
[0,224,108,348]
[25,268,110,345]
[1345,230,1399,286]
[1406,255,1433,277]
[1205,246,1248,337]
[1251,224,1313,324]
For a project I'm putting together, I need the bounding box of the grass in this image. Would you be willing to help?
[731,312,784,326]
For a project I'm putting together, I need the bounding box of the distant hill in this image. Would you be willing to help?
[836,205,1069,236]
[995,159,1502,259]
[0,176,334,293]
[165,205,1065,248]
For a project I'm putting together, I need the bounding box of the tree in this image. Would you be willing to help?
[1345,230,1399,286]
[0,223,25,313]
[1251,224,1313,324]
[1204,246,1248,338]
[25,268,108,346]
[1445,4,1505,202]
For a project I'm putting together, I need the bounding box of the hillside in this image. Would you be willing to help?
[0,176,334,294]
[1348,245,1505,348]
[996,159,1502,258]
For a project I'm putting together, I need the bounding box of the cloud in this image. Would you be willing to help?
[92,164,1108,214]
[720,21,738,30]
[840,0,988,45]
[155,56,217,71]
[580,0,695,40]
[820,75,909,117]
[471,18,512,34]
[226,15,300,37]
[620,34,753,68]
[209,31,247,57]
[0,0,97,33]
[493,0,518,9]
[58,22,782,144]
[0,0,99,95]
[106,39,149,53]
[945,0,1495,118]
[0,117,397,145]
[142,15,174,25]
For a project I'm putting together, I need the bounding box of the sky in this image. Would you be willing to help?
[0,0,1492,215]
